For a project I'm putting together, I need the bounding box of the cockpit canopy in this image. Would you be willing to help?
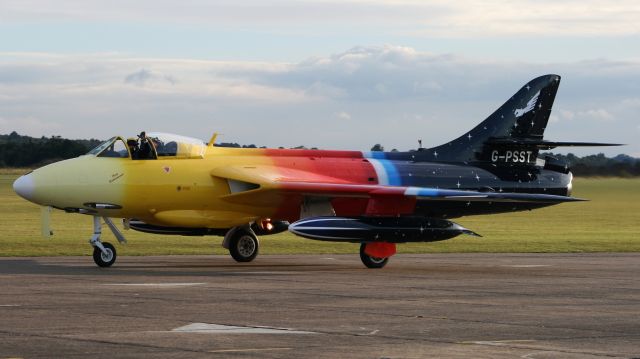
[87,132,207,160]
[146,132,206,159]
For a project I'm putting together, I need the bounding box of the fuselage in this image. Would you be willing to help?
[13,144,572,229]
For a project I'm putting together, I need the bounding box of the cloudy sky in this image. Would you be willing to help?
[1,1,639,156]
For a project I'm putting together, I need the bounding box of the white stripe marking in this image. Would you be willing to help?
[172,323,316,334]
[209,348,292,353]
[502,265,551,268]
[462,340,536,346]
[404,187,422,196]
[366,158,389,185]
[294,217,357,224]
[291,227,364,230]
[103,283,205,288]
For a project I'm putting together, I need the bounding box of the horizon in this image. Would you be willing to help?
[2,130,635,159]
[1,1,638,156]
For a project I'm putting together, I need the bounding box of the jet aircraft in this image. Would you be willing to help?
[13,75,619,268]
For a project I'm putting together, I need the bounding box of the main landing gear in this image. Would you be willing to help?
[223,226,259,262]
[89,216,127,267]
[359,243,389,269]
[359,242,396,269]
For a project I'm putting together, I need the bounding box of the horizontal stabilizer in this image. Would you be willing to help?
[486,138,623,150]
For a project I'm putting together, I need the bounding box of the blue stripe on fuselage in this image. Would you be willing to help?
[363,152,402,186]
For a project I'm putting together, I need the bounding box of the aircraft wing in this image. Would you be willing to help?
[276,182,584,203]
[211,166,583,205]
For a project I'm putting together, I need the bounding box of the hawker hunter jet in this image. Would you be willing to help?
[13,75,619,268]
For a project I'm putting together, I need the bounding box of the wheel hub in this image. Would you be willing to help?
[237,236,256,257]
[101,248,113,262]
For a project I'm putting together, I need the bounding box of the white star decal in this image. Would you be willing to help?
[531,121,535,127]
[475,174,480,181]
[467,133,472,140]
[456,181,461,188]
[433,151,438,158]
[526,85,531,91]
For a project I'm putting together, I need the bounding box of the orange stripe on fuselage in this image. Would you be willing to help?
[263,149,377,184]
[263,149,378,220]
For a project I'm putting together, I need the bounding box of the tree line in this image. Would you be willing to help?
[0,132,637,176]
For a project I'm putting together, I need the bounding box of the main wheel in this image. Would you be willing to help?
[93,242,116,267]
[229,229,259,262]
[359,243,388,269]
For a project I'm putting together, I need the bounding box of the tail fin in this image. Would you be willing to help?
[425,74,561,163]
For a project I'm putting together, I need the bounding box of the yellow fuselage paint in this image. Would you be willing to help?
[26,147,280,228]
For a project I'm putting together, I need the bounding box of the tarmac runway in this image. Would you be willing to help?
[0,253,639,358]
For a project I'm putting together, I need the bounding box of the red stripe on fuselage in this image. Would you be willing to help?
[263,148,379,219]
[263,149,377,184]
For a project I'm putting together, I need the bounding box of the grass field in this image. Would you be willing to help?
[1,171,639,256]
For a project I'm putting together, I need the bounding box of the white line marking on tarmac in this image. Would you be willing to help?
[172,323,316,334]
[230,271,299,275]
[502,265,551,268]
[209,348,292,353]
[461,340,536,346]
[102,283,205,288]
[0,304,21,307]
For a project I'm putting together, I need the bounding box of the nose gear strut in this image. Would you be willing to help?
[88,216,127,267]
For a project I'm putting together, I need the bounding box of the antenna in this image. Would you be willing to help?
[208,133,219,147]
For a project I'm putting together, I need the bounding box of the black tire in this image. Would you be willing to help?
[359,243,389,269]
[93,242,116,267]
[229,229,259,262]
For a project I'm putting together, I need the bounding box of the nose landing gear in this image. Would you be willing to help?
[89,216,127,267]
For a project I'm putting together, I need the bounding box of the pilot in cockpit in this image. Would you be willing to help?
[127,138,139,159]
[135,132,157,160]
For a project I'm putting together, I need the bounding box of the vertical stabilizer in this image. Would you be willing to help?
[424,74,561,163]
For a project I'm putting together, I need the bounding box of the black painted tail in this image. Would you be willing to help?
[426,74,561,163]
[405,74,620,164]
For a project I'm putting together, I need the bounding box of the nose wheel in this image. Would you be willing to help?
[93,242,116,267]
[88,216,126,268]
